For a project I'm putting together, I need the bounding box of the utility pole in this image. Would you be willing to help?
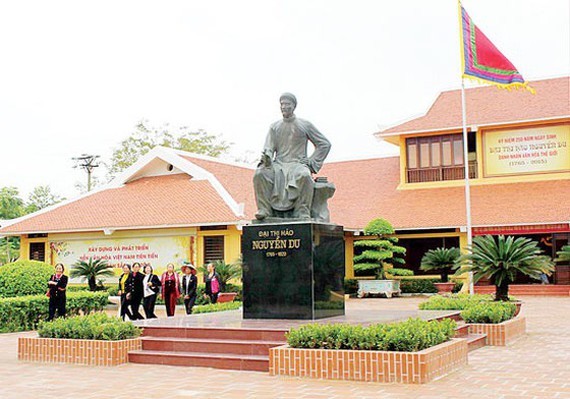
[72,154,100,192]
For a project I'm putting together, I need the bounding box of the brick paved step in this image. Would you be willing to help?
[141,336,285,355]
[454,324,470,338]
[465,334,487,352]
[128,350,269,371]
[141,326,288,341]
[474,285,570,296]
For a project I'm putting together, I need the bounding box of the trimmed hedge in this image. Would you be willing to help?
[460,302,516,324]
[418,294,494,311]
[399,278,440,294]
[38,313,141,340]
[192,301,242,314]
[286,318,456,352]
[343,279,358,295]
[0,291,109,333]
[0,260,53,297]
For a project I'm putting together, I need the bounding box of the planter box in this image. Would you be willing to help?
[18,336,142,366]
[357,280,400,298]
[468,316,526,346]
[269,339,467,384]
[217,292,237,303]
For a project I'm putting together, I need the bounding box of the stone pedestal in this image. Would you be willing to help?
[242,222,345,319]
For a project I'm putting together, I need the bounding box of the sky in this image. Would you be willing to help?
[0,0,568,200]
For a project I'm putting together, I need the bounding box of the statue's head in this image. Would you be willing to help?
[279,92,297,118]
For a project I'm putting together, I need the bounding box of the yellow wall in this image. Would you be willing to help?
[196,225,242,267]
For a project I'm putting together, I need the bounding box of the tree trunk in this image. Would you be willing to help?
[441,270,449,283]
[495,280,510,301]
[88,277,97,291]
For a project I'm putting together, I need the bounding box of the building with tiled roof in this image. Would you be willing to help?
[1,77,568,284]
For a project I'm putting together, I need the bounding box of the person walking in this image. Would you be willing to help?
[181,263,198,314]
[47,263,68,321]
[161,263,181,317]
[204,262,221,304]
[142,265,161,319]
[118,264,134,320]
[129,262,145,319]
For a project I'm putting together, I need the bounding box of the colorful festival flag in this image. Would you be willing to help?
[459,4,535,93]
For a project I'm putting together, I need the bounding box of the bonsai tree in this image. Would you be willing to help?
[199,259,242,291]
[353,218,406,279]
[556,245,570,262]
[70,257,114,291]
[456,235,554,301]
[420,247,461,283]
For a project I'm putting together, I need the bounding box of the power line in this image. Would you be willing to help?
[72,154,100,192]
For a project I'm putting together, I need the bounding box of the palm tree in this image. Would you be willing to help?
[420,247,461,282]
[456,235,554,301]
[199,259,242,291]
[70,257,114,291]
[556,245,570,262]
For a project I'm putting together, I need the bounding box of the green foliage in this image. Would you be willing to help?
[343,278,359,295]
[25,185,65,213]
[0,237,20,265]
[0,260,53,297]
[0,186,25,219]
[0,291,109,333]
[353,218,406,279]
[420,247,461,282]
[556,245,570,262]
[70,257,114,291]
[452,282,464,293]
[108,119,231,177]
[192,301,242,314]
[456,235,555,301]
[386,268,414,277]
[38,313,141,340]
[399,278,440,294]
[460,302,516,324]
[419,294,494,311]
[286,318,456,352]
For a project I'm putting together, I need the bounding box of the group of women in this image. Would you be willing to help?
[45,261,221,322]
[118,262,221,319]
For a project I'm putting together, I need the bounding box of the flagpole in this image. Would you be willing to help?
[460,79,474,295]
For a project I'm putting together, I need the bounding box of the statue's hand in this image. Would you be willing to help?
[299,157,312,171]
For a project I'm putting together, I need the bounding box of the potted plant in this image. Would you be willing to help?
[353,218,406,298]
[70,257,114,291]
[420,247,461,294]
[456,235,555,301]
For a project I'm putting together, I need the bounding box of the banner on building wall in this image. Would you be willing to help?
[484,125,570,177]
[50,236,191,274]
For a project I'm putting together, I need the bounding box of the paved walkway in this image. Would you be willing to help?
[1,296,569,399]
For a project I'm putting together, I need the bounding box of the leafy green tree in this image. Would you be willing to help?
[70,258,114,291]
[556,245,570,262]
[25,185,65,213]
[456,235,555,301]
[353,218,406,279]
[0,187,24,219]
[420,247,461,282]
[0,237,20,265]
[0,260,53,297]
[108,120,232,177]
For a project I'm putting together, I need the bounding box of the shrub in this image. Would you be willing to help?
[460,302,516,324]
[399,278,440,294]
[419,293,493,311]
[192,301,242,314]
[0,291,109,333]
[386,268,414,277]
[0,260,53,297]
[38,313,141,340]
[452,282,464,293]
[343,278,358,295]
[286,318,456,352]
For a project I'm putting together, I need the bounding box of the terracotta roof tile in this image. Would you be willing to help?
[380,77,570,135]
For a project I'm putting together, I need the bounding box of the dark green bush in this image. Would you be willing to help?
[192,301,242,314]
[452,282,464,293]
[0,291,109,333]
[460,302,516,324]
[399,278,440,294]
[343,279,358,295]
[38,313,141,340]
[286,318,456,352]
[0,260,53,297]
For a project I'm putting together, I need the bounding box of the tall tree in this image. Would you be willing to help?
[0,237,20,265]
[26,185,65,213]
[0,187,24,220]
[108,120,232,177]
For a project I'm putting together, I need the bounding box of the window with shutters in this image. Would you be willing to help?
[203,236,224,263]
